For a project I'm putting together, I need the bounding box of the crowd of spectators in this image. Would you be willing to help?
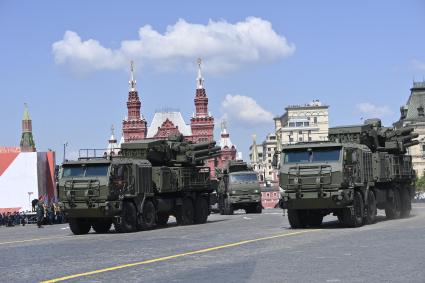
[0,211,28,227]
[0,202,65,227]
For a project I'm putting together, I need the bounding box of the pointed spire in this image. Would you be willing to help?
[23,103,30,120]
[129,60,137,91]
[20,103,36,152]
[220,119,228,135]
[196,58,204,89]
[109,124,116,141]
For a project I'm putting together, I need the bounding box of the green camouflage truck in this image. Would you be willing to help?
[277,119,417,228]
[216,160,262,215]
[58,135,220,234]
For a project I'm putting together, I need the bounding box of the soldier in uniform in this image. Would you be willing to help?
[36,200,44,228]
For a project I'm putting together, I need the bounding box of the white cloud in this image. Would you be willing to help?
[52,17,295,74]
[412,59,425,71]
[357,102,392,118]
[221,94,274,125]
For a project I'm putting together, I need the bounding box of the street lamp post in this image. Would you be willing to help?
[27,192,33,212]
[63,142,68,163]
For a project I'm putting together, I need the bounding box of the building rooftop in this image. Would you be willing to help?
[402,81,425,122]
[146,111,192,138]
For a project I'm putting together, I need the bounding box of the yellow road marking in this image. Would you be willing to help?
[41,229,322,283]
[0,235,71,246]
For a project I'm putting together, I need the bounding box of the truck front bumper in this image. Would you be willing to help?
[63,200,122,218]
[280,189,353,210]
[228,194,261,204]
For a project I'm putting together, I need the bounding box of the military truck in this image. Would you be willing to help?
[216,160,262,215]
[57,135,221,235]
[276,119,417,228]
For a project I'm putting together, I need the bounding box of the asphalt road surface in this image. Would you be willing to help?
[1,204,425,283]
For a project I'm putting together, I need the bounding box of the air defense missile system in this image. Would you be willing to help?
[215,160,262,215]
[57,134,221,235]
[276,118,417,228]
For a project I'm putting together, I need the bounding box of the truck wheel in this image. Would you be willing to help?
[176,198,194,225]
[218,197,224,215]
[223,198,234,215]
[244,206,254,214]
[92,219,112,233]
[400,188,411,218]
[254,204,263,214]
[364,190,377,224]
[157,213,170,226]
[138,200,156,230]
[306,212,323,227]
[385,188,401,219]
[69,218,91,235]
[342,191,364,227]
[194,197,209,224]
[114,201,137,233]
[287,209,306,229]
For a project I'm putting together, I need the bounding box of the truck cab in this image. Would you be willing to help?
[278,142,374,228]
[217,161,262,215]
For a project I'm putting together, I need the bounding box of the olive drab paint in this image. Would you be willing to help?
[279,118,416,228]
[57,134,219,235]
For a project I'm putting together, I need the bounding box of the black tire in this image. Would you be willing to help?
[114,201,137,233]
[385,188,401,220]
[254,203,263,214]
[288,209,307,229]
[223,197,234,215]
[364,190,377,225]
[176,198,194,225]
[194,197,209,224]
[92,218,112,233]
[218,196,224,215]
[69,218,91,235]
[337,213,344,225]
[245,206,254,214]
[138,200,156,230]
[341,191,364,228]
[306,212,323,227]
[400,188,411,218]
[157,213,170,226]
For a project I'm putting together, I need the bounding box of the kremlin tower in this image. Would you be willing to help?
[105,125,120,157]
[216,120,237,168]
[122,61,147,142]
[189,58,214,143]
[20,103,36,152]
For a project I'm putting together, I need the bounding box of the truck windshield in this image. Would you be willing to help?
[62,164,109,177]
[230,173,258,183]
[283,148,341,163]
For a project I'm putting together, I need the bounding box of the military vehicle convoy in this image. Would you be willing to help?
[216,160,262,215]
[277,119,417,228]
[57,135,220,235]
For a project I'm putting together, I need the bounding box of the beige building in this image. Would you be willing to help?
[395,81,425,177]
[249,100,329,184]
[249,134,278,183]
[274,100,329,150]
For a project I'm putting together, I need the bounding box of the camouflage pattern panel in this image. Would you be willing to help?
[152,166,211,193]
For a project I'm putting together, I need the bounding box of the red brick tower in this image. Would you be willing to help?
[190,59,214,143]
[122,61,147,142]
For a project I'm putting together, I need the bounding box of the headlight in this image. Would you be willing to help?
[231,190,236,195]
[254,189,259,193]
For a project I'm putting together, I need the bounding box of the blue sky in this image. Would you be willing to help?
[0,1,424,161]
